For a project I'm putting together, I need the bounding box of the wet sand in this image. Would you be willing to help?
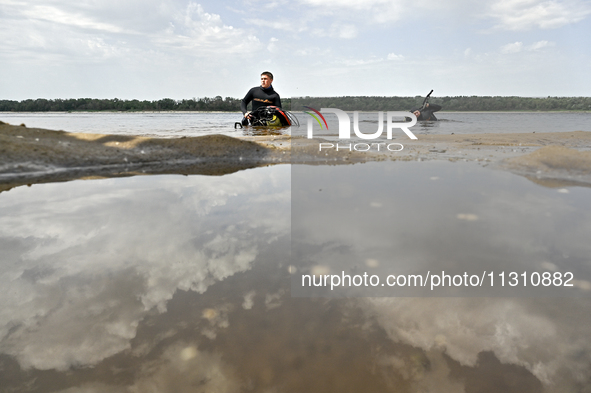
[1,121,591,191]
[0,122,285,191]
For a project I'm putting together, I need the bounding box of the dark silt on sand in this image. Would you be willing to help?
[2,120,591,189]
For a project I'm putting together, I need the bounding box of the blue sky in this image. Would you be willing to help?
[1,0,590,100]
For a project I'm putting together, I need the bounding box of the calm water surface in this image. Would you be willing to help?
[1,111,590,138]
[1,163,591,392]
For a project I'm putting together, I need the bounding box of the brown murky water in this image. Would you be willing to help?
[1,163,590,392]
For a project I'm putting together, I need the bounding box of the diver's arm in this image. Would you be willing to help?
[240,88,254,115]
[426,103,442,112]
[275,92,282,108]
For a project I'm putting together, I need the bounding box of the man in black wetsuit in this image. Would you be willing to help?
[410,103,442,121]
[241,71,282,123]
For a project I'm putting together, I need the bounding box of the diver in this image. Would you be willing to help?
[410,103,442,121]
[241,71,282,125]
[410,90,441,121]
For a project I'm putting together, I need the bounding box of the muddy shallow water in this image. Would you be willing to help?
[291,161,591,297]
[1,162,591,392]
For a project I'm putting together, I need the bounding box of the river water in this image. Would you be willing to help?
[1,161,591,392]
[1,111,590,138]
[1,111,591,392]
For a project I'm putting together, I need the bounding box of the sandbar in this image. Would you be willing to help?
[1,121,590,191]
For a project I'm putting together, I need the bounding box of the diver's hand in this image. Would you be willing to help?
[244,111,252,119]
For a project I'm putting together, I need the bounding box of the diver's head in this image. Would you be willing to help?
[413,110,421,117]
[261,71,273,89]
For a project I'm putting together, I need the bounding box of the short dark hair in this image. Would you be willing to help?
[261,71,274,80]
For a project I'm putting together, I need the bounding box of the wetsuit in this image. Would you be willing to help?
[241,85,282,115]
[411,103,442,121]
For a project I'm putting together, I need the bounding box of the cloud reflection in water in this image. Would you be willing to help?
[0,166,290,371]
[1,161,591,392]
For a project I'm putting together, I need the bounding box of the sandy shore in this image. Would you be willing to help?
[1,121,590,191]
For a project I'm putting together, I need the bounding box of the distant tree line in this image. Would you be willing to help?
[1,96,590,112]
[0,96,242,112]
[292,96,591,111]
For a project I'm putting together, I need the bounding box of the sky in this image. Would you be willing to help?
[1,0,590,100]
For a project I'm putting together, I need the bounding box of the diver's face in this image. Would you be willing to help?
[413,110,421,117]
[261,75,272,88]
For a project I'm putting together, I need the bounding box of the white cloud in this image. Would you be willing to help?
[501,41,524,53]
[267,37,280,52]
[247,18,307,33]
[489,0,591,30]
[295,0,591,30]
[528,39,554,50]
[387,52,404,60]
[501,40,555,53]
[295,0,411,22]
[0,0,588,98]
[20,5,128,33]
[298,0,393,8]
[0,1,261,62]
[329,23,358,39]
[294,46,327,57]
[343,57,383,66]
[308,23,359,39]
[154,3,261,55]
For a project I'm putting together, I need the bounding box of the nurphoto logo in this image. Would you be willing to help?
[303,107,418,152]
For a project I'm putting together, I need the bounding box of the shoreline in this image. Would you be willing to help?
[2,110,591,114]
[2,121,590,192]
